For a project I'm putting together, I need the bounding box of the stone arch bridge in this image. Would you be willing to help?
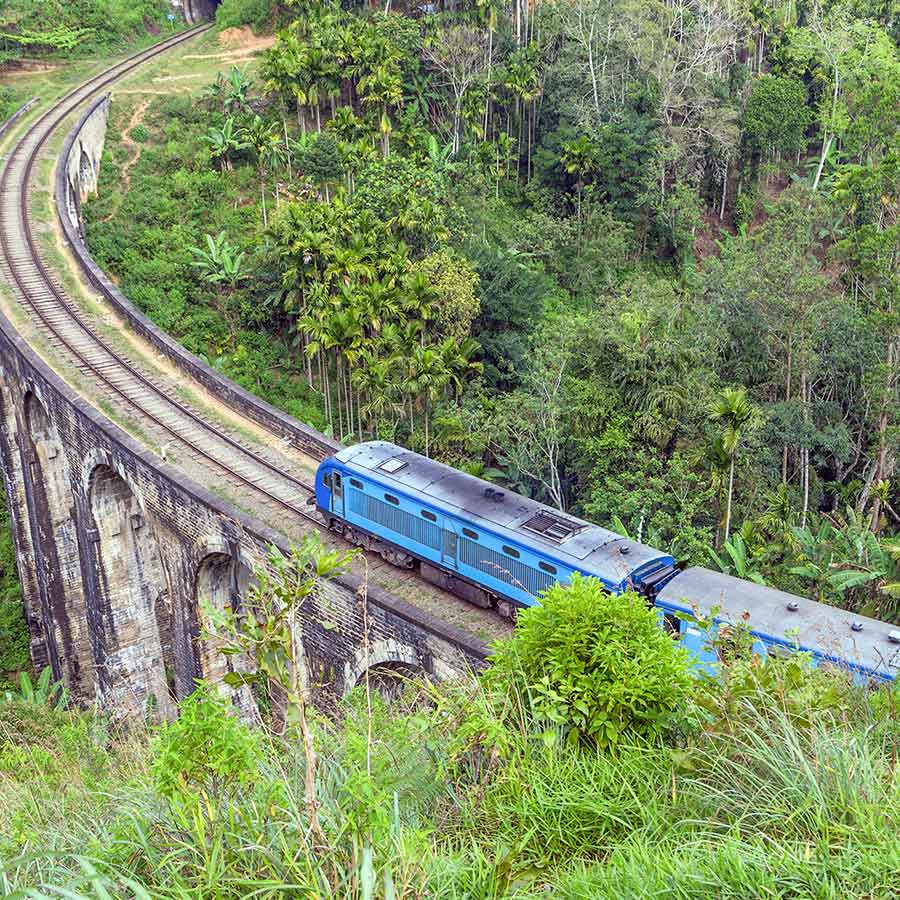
[0,30,496,719]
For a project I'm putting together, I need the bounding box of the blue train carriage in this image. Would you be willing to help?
[657,567,900,684]
[315,441,678,615]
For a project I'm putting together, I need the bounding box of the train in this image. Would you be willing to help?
[314,441,900,684]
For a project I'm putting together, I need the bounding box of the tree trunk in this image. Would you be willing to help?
[725,454,735,541]
[869,337,897,533]
[812,135,833,192]
[801,371,810,528]
[260,176,268,227]
[719,162,727,221]
[783,335,792,483]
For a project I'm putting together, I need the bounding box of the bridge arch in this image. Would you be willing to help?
[342,639,426,698]
[190,543,259,718]
[87,463,174,718]
[20,390,94,697]
[192,547,251,680]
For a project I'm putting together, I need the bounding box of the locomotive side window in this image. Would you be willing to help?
[384,494,400,505]
[502,545,520,559]
[421,510,437,522]
[350,478,363,489]
[539,561,557,575]
[462,527,478,540]
[663,612,681,637]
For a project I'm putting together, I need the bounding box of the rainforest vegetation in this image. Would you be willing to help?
[84,0,899,620]
[1,541,899,896]
[0,0,181,65]
[1,1,899,894]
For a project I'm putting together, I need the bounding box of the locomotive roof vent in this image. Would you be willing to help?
[522,510,585,543]
[851,621,864,632]
[379,458,408,474]
[888,631,900,644]
[483,487,505,501]
[787,600,799,611]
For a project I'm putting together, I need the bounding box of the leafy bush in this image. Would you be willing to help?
[150,682,262,800]
[489,575,694,748]
[216,0,277,30]
[0,484,27,693]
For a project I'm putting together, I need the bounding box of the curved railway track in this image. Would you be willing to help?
[0,26,334,527]
[0,28,510,641]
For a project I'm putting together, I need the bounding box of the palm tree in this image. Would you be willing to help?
[879,538,900,621]
[561,135,599,229]
[244,115,284,227]
[711,387,756,543]
[358,58,403,158]
[405,345,450,457]
[438,336,483,399]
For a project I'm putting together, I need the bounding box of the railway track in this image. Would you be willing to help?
[0,28,510,642]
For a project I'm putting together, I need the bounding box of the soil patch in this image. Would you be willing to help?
[217,26,276,53]
[102,100,149,223]
[2,60,59,77]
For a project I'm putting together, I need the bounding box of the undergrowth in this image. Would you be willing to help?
[1,655,898,898]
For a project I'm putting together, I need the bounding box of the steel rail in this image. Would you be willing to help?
[0,25,332,528]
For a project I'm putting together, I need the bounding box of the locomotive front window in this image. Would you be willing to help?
[323,473,332,488]
[350,478,363,489]
[502,545,520,558]
[462,527,478,540]
[421,510,437,522]
[385,494,400,505]
[539,561,557,575]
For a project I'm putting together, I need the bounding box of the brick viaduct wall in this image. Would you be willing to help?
[0,100,487,720]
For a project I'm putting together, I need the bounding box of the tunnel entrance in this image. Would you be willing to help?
[183,0,219,24]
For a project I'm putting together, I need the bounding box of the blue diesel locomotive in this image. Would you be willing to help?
[316,441,900,683]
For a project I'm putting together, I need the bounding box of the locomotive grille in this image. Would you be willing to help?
[459,538,555,599]
[349,488,442,551]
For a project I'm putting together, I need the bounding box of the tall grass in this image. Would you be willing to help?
[1,660,898,898]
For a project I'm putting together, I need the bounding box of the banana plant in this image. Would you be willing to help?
[2,667,67,710]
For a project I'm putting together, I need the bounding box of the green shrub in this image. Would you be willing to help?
[733,188,758,230]
[489,575,693,748]
[216,0,276,30]
[150,682,262,800]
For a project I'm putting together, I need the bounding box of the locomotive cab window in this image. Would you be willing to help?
[421,510,437,522]
[384,493,400,505]
[539,561,557,575]
[350,478,363,489]
[323,473,332,488]
[462,527,478,540]
[502,545,520,559]
[662,612,681,637]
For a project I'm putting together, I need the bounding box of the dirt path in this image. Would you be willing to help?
[101,100,149,223]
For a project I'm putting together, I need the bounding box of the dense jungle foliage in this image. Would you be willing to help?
[0,0,179,65]
[85,0,900,621]
[2,558,900,897]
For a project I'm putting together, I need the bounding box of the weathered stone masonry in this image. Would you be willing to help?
[0,98,487,720]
